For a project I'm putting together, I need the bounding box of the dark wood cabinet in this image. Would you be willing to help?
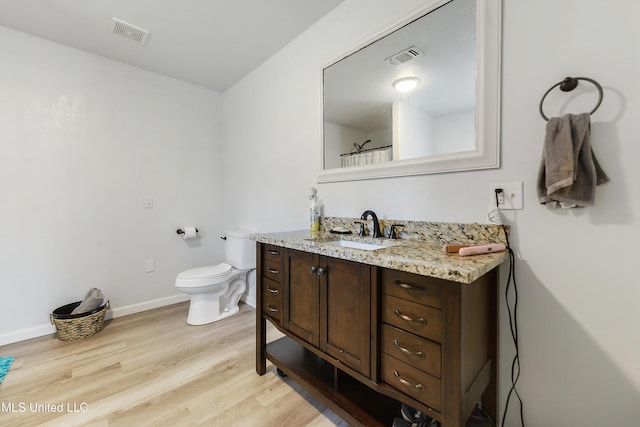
[256,242,498,427]
[283,248,320,345]
[321,256,371,377]
[256,244,284,376]
[282,249,371,376]
[260,245,283,325]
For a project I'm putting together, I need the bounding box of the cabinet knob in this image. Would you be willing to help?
[316,267,325,275]
[310,266,317,274]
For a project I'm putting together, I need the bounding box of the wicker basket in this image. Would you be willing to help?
[50,301,109,341]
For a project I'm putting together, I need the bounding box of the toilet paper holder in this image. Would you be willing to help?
[176,228,199,235]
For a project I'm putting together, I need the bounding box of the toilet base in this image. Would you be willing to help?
[184,274,246,325]
[187,303,239,325]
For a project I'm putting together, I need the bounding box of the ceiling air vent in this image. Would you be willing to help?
[111,18,150,45]
[386,46,423,65]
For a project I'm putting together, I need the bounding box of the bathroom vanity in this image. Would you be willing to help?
[255,221,507,427]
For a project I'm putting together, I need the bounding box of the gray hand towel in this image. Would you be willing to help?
[537,113,609,208]
[70,288,105,315]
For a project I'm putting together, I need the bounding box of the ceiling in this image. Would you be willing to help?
[0,0,344,92]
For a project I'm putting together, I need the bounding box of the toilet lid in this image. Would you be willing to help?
[178,263,232,279]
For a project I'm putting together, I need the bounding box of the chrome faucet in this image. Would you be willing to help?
[360,210,383,238]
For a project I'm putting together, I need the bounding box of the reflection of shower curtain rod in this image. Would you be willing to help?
[340,144,392,157]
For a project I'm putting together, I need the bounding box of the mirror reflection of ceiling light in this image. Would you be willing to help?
[392,77,420,92]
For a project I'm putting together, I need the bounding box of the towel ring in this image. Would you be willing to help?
[539,76,603,121]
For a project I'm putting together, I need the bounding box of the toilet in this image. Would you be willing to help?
[175,229,255,325]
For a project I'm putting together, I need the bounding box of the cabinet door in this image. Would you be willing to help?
[321,257,371,377]
[283,249,320,346]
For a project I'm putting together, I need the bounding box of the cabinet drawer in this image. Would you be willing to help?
[262,245,283,262]
[262,294,282,323]
[381,353,441,411]
[381,269,442,309]
[381,324,441,378]
[262,259,282,282]
[262,276,282,299]
[381,294,442,342]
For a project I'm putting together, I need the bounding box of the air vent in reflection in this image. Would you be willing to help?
[386,46,423,65]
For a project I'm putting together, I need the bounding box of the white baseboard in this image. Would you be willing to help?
[0,324,56,347]
[0,294,191,347]
[106,294,190,320]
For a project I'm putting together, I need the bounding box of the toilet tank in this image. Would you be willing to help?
[224,229,256,270]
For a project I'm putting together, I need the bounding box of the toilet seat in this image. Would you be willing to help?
[175,263,234,288]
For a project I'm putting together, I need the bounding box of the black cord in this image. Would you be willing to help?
[501,245,524,427]
[494,190,525,427]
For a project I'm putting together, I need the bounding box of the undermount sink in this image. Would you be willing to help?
[321,239,389,251]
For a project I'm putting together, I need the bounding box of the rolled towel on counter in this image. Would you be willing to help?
[70,288,105,315]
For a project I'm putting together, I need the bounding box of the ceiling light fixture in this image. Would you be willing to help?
[392,77,420,92]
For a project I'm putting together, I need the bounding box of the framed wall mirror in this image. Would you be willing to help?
[318,0,501,183]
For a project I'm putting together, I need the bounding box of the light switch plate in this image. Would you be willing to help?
[489,182,523,210]
[143,195,153,209]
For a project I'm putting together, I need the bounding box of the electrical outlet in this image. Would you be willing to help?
[143,195,153,209]
[145,259,155,273]
[489,182,523,210]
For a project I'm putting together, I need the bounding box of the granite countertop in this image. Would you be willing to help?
[254,229,508,284]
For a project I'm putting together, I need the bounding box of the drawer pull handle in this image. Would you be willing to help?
[394,279,425,292]
[393,371,425,392]
[393,339,425,358]
[266,304,279,313]
[394,309,426,324]
[266,286,279,295]
[267,249,280,255]
[267,268,280,274]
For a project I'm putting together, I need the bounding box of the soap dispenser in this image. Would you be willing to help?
[309,187,320,231]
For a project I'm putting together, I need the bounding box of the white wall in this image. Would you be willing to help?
[0,27,224,344]
[223,0,640,425]
[434,108,475,155]
[323,121,365,168]
[393,99,435,158]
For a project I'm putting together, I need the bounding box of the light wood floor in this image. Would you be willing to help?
[0,302,349,427]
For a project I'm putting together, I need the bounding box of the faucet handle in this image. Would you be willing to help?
[388,224,404,239]
[353,221,366,237]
